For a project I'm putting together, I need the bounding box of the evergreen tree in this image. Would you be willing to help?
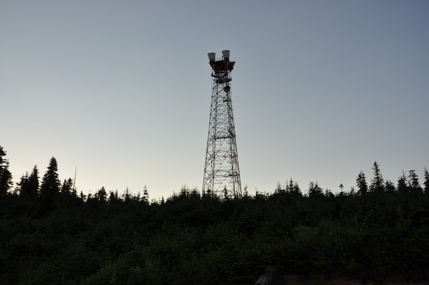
[108,190,119,204]
[424,167,429,194]
[407,170,422,193]
[0,160,13,196]
[27,165,39,199]
[61,178,73,194]
[0,146,13,196]
[356,171,368,195]
[17,172,30,197]
[243,185,249,198]
[370,162,384,193]
[286,178,301,196]
[40,157,61,212]
[384,180,396,194]
[143,185,149,204]
[123,187,131,203]
[397,171,408,193]
[0,146,5,167]
[96,187,107,203]
[308,181,323,198]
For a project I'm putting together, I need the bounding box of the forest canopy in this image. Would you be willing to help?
[1,145,428,285]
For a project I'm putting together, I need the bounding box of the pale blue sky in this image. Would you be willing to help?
[1,1,428,199]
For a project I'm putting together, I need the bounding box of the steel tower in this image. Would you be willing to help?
[203,50,242,197]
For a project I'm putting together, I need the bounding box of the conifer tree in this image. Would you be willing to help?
[370,162,384,193]
[0,146,13,196]
[40,157,60,212]
[0,159,13,196]
[308,181,323,197]
[356,171,368,195]
[96,187,107,202]
[397,171,408,193]
[286,178,301,196]
[0,146,5,167]
[17,172,30,197]
[424,167,429,194]
[407,170,421,192]
[143,185,149,203]
[17,168,39,200]
[61,178,73,194]
[384,180,396,194]
[27,165,39,199]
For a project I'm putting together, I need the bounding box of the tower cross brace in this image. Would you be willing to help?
[203,50,242,198]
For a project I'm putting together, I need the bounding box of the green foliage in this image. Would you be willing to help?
[0,149,428,284]
[370,161,384,193]
[424,167,429,194]
[356,171,368,195]
[0,146,13,196]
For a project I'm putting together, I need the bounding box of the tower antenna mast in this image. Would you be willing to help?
[203,50,242,198]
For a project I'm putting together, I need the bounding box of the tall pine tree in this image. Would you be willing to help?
[370,162,384,193]
[423,167,429,195]
[407,170,422,193]
[40,157,60,212]
[356,171,368,195]
[28,166,40,199]
[19,166,39,199]
[0,146,13,196]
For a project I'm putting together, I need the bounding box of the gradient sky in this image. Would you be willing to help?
[1,1,428,200]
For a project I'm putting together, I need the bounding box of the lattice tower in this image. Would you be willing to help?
[203,50,242,198]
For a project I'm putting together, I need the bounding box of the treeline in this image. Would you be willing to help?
[1,145,429,284]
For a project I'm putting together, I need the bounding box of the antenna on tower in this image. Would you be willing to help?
[203,50,242,198]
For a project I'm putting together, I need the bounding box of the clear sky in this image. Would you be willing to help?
[1,1,428,200]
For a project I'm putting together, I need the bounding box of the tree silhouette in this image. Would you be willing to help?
[286,178,301,196]
[308,181,323,198]
[28,165,40,199]
[407,170,421,193]
[424,167,429,194]
[397,171,408,193]
[0,146,5,166]
[96,187,107,203]
[370,162,384,193]
[143,185,149,204]
[384,180,396,194]
[0,146,13,196]
[356,171,368,195]
[17,172,30,197]
[18,165,40,200]
[61,178,73,194]
[40,157,61,212]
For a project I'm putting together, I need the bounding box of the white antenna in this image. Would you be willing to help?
[72,167,77,191]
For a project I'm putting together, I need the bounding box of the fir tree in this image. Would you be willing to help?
[286,178,301,196]
[397,171,408,193]
[96,187,107,202]
[308,181,323,197]
[370,162,384,193]
[27,166,39,199]
[61,178,73,194]
[0,160,13,196]
[0,146,13,196]
[143,185,149,203]
[384,180,396,194]
[424,167,429,194]
[17,172,30,197]
[356,171,368,195]
[407,170,421,193]
[0,146,5,166]
[40,157,61,212]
